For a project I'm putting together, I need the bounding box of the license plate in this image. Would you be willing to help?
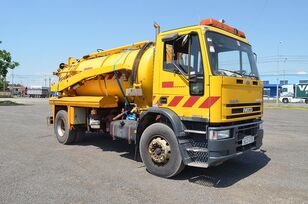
[242,135,254,146]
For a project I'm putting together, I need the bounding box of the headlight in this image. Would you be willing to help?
[259,123,263,130]
[209,130,230,140]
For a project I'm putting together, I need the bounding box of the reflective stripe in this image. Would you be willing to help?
[183,96,200,107]
[199,96,220,108]
[152,95,220,108]
[168,96,184,107]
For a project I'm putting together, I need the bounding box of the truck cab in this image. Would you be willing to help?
[280,84,308,103]
[149,19,263,171]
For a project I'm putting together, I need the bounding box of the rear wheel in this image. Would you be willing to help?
[282,98,289,103]
[54,110,76,144]
[305,99,308,104]
[139,123,184,178]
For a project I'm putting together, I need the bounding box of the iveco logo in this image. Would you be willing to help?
[246,80,250,85]
[243,107,253,113]
[229,99,239,103]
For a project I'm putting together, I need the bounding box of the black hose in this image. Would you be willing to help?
[130,42,154,87]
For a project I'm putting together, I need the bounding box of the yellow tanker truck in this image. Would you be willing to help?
[49,19,264,178]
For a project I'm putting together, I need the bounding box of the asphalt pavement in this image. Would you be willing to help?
[0,100,307,203]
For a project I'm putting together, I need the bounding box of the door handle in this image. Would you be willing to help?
[160,97,168,104]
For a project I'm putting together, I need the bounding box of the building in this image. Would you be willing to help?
[261,73,308,85]
[8,84,27,97]
[261,74,308,98]
[263,84,282,98]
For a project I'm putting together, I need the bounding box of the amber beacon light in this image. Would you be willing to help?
[200,18,246,38]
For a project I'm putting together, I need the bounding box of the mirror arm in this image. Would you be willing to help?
[172,62,188,78]
[188,34,191,78]
[253,52,258,63]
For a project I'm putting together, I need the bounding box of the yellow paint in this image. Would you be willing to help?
[50,21,263,124]
[49,96,118,108]
[51,41,154,109]
[68,106,73,129]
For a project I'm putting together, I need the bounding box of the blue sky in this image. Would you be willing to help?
[1,0,308,86]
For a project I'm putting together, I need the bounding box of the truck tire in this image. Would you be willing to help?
[139,123,185,178]
[54,110,76,144]
[282,98,289,103]
[305,99,308,104]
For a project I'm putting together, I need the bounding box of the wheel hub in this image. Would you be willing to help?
[57,119,65,137]
[148,137,171,165]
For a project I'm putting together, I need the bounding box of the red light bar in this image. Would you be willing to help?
[200,19,246,38]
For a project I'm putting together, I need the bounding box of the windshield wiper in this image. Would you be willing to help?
[218,69,245,77]
[244,72,258,79]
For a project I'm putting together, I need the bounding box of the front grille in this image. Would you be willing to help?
[231,107,261,114]
[226,103,261,107]
[226,112,261,119]
[225,102,262,120]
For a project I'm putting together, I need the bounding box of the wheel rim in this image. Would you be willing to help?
[148,136,171,166]
[57,119,65,137]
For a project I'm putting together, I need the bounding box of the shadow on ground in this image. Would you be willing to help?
[74,133,270,188]
[174,151,270,187]
[75,133,136,160]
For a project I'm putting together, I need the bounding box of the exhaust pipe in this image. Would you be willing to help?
[153,21,160,42]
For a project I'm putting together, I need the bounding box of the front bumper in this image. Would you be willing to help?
[184,120,263,168]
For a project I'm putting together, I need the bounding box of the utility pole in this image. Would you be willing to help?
[48,77,51,88]
[282,57,287,81]
[44,77,47,87]
[11,70,14,95]
[276,41,283,105]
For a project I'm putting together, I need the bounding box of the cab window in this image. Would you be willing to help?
[163,33,204,96]
[189,34,204,95]
[163,35,189,74]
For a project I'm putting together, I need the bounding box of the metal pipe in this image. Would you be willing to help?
[154,21,160,42]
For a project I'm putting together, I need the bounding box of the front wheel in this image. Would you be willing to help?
[305,99,308,104]
[139,123,184,178]
[282,98,289,103]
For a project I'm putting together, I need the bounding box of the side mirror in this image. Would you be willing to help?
[253,52,258,63]
[182,35,189,47]
[188,71,197,82]
[162,33,179,42]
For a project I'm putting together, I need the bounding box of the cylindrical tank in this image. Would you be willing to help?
[57,42,154,108]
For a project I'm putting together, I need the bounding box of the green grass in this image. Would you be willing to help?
[0,100,23,106]
[0,95,12,98]
[264,104,308,110]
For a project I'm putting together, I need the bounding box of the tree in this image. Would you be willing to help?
[0,41,19,91]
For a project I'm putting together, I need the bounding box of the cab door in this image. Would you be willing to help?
[154,31,210,118]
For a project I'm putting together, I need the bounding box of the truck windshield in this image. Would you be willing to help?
[206,31,259,79]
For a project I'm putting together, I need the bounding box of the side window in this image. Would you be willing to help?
[163,33,204,96]
[189,34,204,95]
[189,35,203,75]
[164,36,189,74]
